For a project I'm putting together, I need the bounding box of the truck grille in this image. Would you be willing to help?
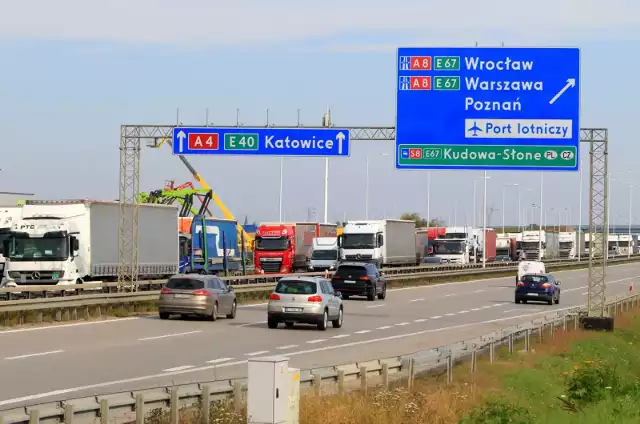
[259,259,282,273]
[345,254,373,260]
[7,270,64,285]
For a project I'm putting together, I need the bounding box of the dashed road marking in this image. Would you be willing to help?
[376,326,392,330]
[245,351,269,356]
[205,357,234,364]
[410,298,425,302]
[430,315,442,319]
[413,318,428,323]
[355,330,372,334]
[4,350,65,361]
[331,334,350,339]
[138,331,201,341]
[275,345,298,350]
[366,305,385,309]
[306,339,326,344]
[162,365,194,372]
[458,310,469,314]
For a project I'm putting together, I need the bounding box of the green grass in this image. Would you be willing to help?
[461,314,640,424]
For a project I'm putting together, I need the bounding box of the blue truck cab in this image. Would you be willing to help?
[180,216,243,275]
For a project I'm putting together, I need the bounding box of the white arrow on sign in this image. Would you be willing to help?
[177,130,186,153]
[549,78,576,105]
[336,132,346,155]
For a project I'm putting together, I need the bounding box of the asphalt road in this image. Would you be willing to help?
[1,262,639,410]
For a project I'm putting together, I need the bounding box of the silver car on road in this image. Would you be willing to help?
[267,276,344,330]
[158,275,237,321]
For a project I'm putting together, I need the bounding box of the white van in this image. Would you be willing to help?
[517,261,546,283]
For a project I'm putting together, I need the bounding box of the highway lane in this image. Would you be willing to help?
[1,262,639,409]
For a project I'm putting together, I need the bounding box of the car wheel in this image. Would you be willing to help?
[554,293,560,305]
[332,307,343,328]
[159,312,170,320]
[547,296,553,305]
[317,310,328,331]
[514,298,520,304]
[226,300,237,319]
[267,319,279,329]
[285,321,294,328]
[366,289,376,301]
[209,302,218,321]
[377,283,387,300]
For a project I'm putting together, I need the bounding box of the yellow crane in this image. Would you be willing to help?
[151,137,254,251]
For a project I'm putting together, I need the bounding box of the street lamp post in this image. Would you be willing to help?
[278,157,284,221]
[427,172,431,227]
[482,171,488,268]
[473,175,491,228]
[538,173,544,260]
[629,184,634,257]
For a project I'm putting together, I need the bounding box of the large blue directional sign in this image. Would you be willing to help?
[172,127,350,157]
[395,47,580,171]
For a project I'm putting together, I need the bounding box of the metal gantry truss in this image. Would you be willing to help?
[117,124,609,312]
[583,129,609,317]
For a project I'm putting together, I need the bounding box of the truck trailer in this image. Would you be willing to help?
[182,216,243,275]
[254,222,337,273]
[1,200,179,287]
[339,219,416,267]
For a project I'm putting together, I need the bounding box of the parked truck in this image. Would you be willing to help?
[339,219,416,267]
[558,231,577,259]
[432,226,474,264]
[181,216,243,275]
[1,200,179,287]
[308,237,339,272]
[520,230,545,260]
[0,206,23,279]
[496,235,518,260]
[254,222,337,273]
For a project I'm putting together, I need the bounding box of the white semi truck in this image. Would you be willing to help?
[432,226,474,264]
[0,206,23,279]
[308,237,339,272]
[339,219,416,267]
[1,200,179,287]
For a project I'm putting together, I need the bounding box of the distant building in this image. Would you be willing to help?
[0,191,35,205]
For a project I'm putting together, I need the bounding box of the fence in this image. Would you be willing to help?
[2,292,638,424]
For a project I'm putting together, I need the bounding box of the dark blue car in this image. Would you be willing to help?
[515,273,561,305]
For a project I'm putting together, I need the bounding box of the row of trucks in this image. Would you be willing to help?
[517,230,578,260]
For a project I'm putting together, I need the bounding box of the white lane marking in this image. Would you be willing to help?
[430,315,442,319]
[473,290,485,293]
[582,292,589,295]
[444,294,457,297]
[563,286,586,293]
[493,303,505,307]
[395,322,410,326]
[445,313,455,316]
[0,303,607,407]
[458,310,469,314]
[503,308,540,314]
[306,339,326,344]
[162,365,194,372]
[331,334,350,339]
[138,331,201,341]
[245,351,269,356]
[410,298,425,302]
[366,304,385,309]
[413,318,428,323]
[0,317,140,335]
[376,326,392,330]
[237,321,267,327]
[276,345,298,350]
[471,308,482,311]
[355,330,371,334]
[205,357,234,364]
[481,305,492,309]
[4,350,65,360]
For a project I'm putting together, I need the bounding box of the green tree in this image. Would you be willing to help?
[400,212,445,227]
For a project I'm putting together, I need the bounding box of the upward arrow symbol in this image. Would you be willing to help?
[336,132,346,155]
[177,130,186,153]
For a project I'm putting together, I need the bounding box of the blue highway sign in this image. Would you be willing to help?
[172,127,350,157]
[395,47,580,171]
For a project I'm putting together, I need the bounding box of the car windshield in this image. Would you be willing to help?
[311,249,338,260]
[275,280,317,294]
[433,240,465,254]
[5,235,68,261]
[341,234,375,249]
[334,265,368,278]
[166,278,205,290]
[255,237,289,250]
[521,275,548,284]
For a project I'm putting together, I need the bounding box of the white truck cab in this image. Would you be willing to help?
[2,216,80,287]
[308,237,339,271]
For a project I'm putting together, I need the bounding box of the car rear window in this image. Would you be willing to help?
[334,265,368,278]
[275,280,317,294]
[165,278,205,290]
[521,275,548,283]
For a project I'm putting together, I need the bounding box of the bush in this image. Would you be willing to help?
[565,361,621,405]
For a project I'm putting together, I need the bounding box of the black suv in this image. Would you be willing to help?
[330,262,387,301]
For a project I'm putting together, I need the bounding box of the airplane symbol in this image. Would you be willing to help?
[468,121,483,137]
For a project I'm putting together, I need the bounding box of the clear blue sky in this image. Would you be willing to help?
[1,1,639,226]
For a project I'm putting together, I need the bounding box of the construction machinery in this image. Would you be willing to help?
[147,137,254,253]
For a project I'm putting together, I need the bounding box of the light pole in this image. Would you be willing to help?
[473,175,491,228]
[628,183,634,257]
[502,183,518,234]
[365,153,389,220]
[482,171,488,268]
[538,173,544,260]
[278,157,284,221]
[426,172,431,227]
[323,158,329,223]
[578,158,583,260]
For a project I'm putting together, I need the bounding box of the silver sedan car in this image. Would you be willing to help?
[158,275,237,321]
[267,276,344,330]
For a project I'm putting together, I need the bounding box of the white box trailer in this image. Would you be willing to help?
[340,219,416,267]
[2,200,179,286]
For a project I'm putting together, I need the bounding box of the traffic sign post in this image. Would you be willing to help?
[395,47,580,171]
[172,127,350,157]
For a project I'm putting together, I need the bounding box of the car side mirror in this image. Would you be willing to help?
[335,291,342,298]
[556,281,561,285]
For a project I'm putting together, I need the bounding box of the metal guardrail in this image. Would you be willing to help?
[3,290,638,424]
[0,256,638,318]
